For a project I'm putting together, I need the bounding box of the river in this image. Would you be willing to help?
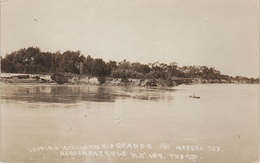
[0,83,258,163]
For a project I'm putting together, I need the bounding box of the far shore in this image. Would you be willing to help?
[0,73,258,87]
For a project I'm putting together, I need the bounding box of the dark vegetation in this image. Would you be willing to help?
[1,47,259,84]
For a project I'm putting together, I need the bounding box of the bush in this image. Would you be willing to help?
[98,77,106,84]
[51,73,69,84]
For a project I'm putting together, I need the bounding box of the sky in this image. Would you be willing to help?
[1,0,259,77]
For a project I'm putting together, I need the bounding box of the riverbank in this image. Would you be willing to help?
[0,73,258,87]
[0,73,177,87]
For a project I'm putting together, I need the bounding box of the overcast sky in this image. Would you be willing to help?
[1,0,259,77]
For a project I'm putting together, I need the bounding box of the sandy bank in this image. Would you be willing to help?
[0,73,178,87]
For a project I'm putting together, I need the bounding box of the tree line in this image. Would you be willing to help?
[1,47,258,83]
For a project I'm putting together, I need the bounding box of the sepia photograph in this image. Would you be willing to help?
[0,0,259,162]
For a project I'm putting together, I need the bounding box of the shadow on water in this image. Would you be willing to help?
[0,85,175,104]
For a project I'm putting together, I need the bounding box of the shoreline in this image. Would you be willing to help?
[0,73,258,87]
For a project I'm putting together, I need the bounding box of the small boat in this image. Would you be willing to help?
[189,95,200,99]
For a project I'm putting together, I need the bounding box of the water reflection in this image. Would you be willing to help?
[0,84,175,103]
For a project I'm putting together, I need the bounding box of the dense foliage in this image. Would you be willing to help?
[1,47,258,83]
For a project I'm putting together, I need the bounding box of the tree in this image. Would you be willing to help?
[131,62,150,74]
[1,46,247,83]
[60,50,81,74]
[148,62,167,79]
[167,62,178,78]
[82,55,93,74]
[91,58,106,77]
[118,59,130,70]
[33,52,52,72]
[16,47,40,65]
[1,58,16,73]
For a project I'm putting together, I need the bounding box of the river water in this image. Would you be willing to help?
[0,83,259,163]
